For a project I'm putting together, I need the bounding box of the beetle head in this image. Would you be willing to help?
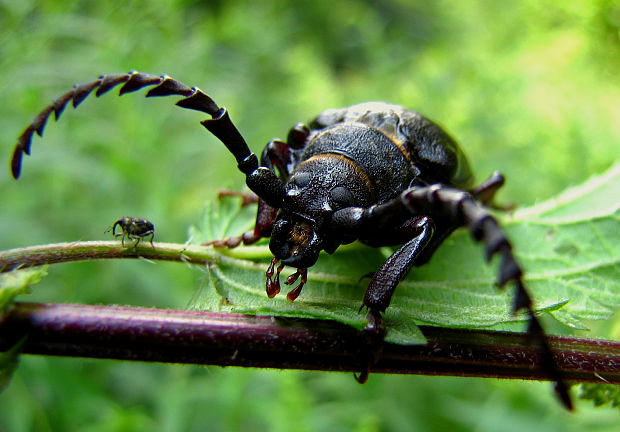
[269,154,374,268]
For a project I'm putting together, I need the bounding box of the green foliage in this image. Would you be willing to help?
[0,268,46,391]
[189,163,620,344]
[2,0,620,430]
[0,268,46,314]
[0,337,26,392]
[509,164,620,329]
[581,383,620,409]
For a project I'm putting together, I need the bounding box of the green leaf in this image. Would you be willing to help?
[580,383,620,409]
[0,338,26,392]
[0,268,45,390]
[505,163,620,329]
[0,267,46,314]
[189,163,620,344]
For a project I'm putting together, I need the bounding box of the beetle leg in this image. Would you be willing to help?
[363,216,435,312]
[111,220,122,237]
[261,139,296,180]
[204,199,279,248]
[354,217,435,383]
[470,171,514,210]
[355,308,386,384]
[470,171,504,203]
[359,184,529,304]
[145,231,155,248]
[216,190,259,206]
[286,122,311,149]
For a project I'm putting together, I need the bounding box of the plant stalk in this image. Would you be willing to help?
[1,302,619,384]
[0,241,223,272]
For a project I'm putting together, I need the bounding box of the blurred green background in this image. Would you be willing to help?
[2,0,620,430]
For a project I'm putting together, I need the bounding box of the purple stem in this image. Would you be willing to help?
[1,302,619,383]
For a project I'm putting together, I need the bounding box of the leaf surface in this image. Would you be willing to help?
[190,164,620,344]
[0,267,46,315]
[0,268,46,389]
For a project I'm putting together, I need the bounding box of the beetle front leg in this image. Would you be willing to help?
[204,199,279,248]
[144,231,155,248]
[356,216,436,383]
[470,171,505,204]
[363,216,435,313]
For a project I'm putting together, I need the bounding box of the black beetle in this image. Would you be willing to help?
[107,216,155,248]
[10,71,571,409]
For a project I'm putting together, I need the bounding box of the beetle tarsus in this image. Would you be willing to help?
[355,309,386,384]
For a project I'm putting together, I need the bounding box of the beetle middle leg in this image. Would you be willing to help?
[469,171,516,210]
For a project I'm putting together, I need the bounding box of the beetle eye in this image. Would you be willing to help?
[330,186,354,209]
[290,172,313,188]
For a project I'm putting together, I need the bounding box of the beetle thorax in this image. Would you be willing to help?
[268,154,374,268]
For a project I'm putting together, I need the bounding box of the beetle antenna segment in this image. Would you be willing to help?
[401,185,573,410]
[518,280,573,410]
[11,71,223,179]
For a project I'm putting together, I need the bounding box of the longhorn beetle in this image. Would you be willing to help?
[10,71,571,409]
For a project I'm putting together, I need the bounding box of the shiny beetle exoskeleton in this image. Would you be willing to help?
[11,71,572,409]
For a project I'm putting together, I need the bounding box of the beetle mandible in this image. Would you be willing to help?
[10,71,571,409]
